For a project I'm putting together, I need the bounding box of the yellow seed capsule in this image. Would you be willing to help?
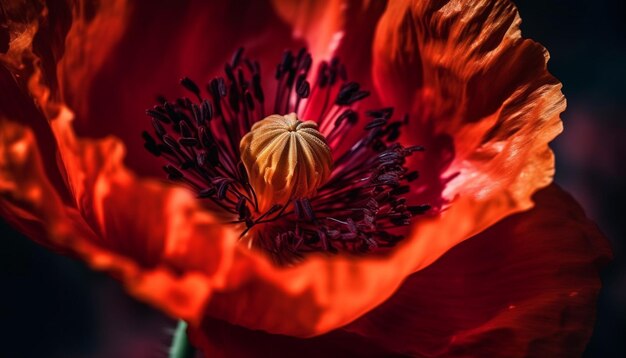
[240,113,332,212]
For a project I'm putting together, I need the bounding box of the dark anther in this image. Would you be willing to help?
[252,74,264,102]
[151,118,166,137]
[300,53,312,73]
[366,108,394,119]
[198,126,212,147]
[163,102,180,122]
[179,137,198,147]
[198,188,217,198]
[385,122,402,141]
[191,104,202,125]
[296,74,305,91]
[175,98,187,109]
[390,186,410,196]
[296,47,306,62]
[335,110,358,126]
[405,171,419,182]
[142,131,160,156]
[296,80,311,98]
[406,145,425,153]
[237,69,247,90]
[231,47,245,68]
[163,165,183,180]
[346,91,370,105]
[209,78,227,98]
[224,64,236,83]
[178,120,193,138]
[408,205,431,214]
[156,95,167,104]
[201,100,213,122]
[365,118,388,130]
[245,92,255,110]
[316,62,329,88]
[217,78,227,97]
[180,161,195,170]
[146,108,172,124]
[162,135,180,150]
[180,77,201,100]
[280,50,294,73]
[335,82,370,105]
[217,182,229,200]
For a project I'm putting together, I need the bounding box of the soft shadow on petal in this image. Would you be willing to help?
[188,185,610,357]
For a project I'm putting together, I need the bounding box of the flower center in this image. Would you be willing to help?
[142,47,431,264]
[240,113,332,212]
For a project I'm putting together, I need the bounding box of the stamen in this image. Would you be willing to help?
[143,48,430,264]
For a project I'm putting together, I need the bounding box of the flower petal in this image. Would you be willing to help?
[372,0,565,223]
[59,0,304,175]
[187,185,610,357]
[2,17,240,320]
[0,106,243,324]
[343,184,610,356]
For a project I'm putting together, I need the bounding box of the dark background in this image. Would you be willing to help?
[1,1,625,356]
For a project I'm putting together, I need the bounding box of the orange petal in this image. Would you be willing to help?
[187,185,610,356]
[0,114,241,324]
[372,0,565,220]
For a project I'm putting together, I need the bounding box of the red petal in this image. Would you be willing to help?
[188,185,610,356]
[343,184,611,356]
[59,0,304,175]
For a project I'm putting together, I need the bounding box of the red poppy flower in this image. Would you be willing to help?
[0,0,610,356]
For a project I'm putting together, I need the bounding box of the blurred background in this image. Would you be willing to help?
[1,0,624,356]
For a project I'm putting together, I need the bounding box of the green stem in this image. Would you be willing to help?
[169,320,196,358]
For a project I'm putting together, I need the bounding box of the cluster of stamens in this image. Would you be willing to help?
[142,47,430,263]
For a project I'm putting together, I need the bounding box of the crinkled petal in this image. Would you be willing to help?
[372,0,565,227]
[187,185,610,357]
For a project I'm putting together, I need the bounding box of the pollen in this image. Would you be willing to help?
[240,113,332,212]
